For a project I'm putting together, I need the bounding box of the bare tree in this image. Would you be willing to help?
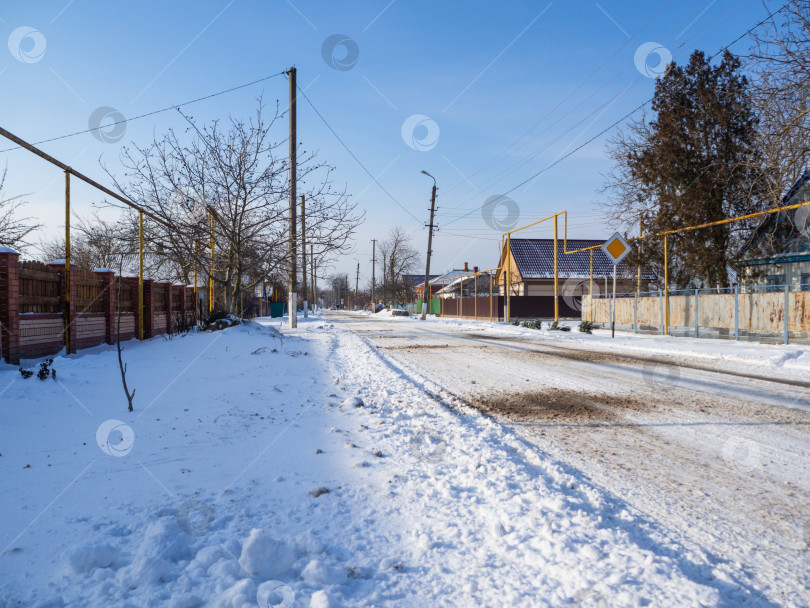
[40,212,138,271]
[0,166,39,250]
[104,99,361,314]
[747,0,810,204]
[377,227,420,304]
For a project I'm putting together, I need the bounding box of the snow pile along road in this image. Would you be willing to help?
[0,315,758,606]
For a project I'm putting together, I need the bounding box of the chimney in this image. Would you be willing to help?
[473,266,479,273]
[464,262,469,272]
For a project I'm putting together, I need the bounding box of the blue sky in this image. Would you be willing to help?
[0,0,769,283]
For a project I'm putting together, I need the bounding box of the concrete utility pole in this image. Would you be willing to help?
[287,66,298,328]
[355,261,360,310]
[301,194,307,318]
[371,239,377,311]
[420,170,438,321]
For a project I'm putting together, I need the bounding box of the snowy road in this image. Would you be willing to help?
[1,312,808,607]
[328,311,810,607]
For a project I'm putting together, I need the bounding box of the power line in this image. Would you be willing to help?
[295,85,422,224]
[441,1,790,229]
[0,70,288,153]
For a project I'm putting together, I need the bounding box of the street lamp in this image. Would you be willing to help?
[420,170,437,321]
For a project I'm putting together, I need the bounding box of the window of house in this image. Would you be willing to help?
[766,274,785,292]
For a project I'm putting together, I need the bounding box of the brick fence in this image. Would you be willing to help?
[0,248,196,364]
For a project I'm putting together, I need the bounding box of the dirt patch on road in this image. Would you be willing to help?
[473,388,648,423]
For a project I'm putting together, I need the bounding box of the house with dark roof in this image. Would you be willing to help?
[739,171,810,290]
[494,238,655,297]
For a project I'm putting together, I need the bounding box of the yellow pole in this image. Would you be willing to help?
[474,272,478,320]
[490,271,493,321]
[441,282,444,316]
[664,234,669,335]
[554,214,559,323]
[64,171,71,355]
[138,211,144,340]
[506,233,511,322]
[209,211,214,313]
[637,218,642,296]
[589,249,593,323]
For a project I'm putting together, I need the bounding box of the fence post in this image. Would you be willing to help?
[734,285,739,341]
[694,288,699,338]
[48,260,76,354]
[633,291,638,333]
[658,290,664,335]
[0,248,21,364]
[95,269,116,345]
[163,282,174,334]
[142,278,155,339]
[784,284,790,345]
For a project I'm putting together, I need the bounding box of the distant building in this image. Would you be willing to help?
[739,171,810,291]
[494,238,655,297]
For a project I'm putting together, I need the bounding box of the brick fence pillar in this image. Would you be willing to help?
[176,285,186,332]
[95,269,115,345]
[162,282,173,334]
[48,260,76,355]
[0,248,21,364]
[189,287,197,326]
[142,279,155,339]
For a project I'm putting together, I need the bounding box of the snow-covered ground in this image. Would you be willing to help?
[0,311,806,606]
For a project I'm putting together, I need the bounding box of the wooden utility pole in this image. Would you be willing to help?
[420,171,437,320]
[287,66,298,328]
[310,244,315,311]
[301,194,307,318]
[371,239,377,311]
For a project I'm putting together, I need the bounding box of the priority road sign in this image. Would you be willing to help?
[601,232,631,265]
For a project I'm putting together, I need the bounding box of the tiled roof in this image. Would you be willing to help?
[509,239,656,280]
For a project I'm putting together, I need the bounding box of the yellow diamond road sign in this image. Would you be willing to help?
[601,232,631,265]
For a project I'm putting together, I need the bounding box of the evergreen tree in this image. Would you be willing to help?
[604,50,764,289]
